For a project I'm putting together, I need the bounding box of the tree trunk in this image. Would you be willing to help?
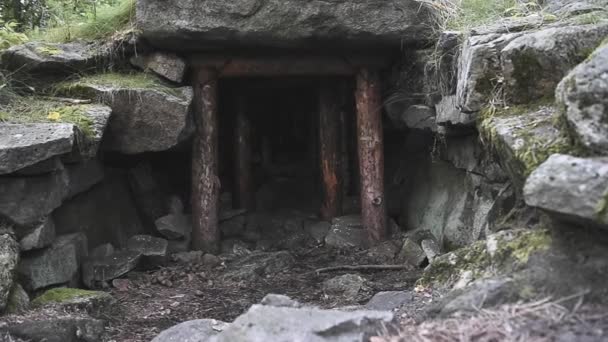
[355,68,386,243]
[191,68,220,253]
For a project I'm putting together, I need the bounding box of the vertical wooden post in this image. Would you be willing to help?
[191,68,220,253]
[234,95,255,210]
[319,83,343,221]
[355,68,386,243]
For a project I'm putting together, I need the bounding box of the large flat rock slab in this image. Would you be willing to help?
[212,304,394,342]
[136,0,431,50]
[0,123,75,175]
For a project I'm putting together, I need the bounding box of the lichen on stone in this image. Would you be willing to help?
[418,229,551,289]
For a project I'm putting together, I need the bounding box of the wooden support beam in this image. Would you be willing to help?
[355,68,386,243]
[319,83,343,221]
[233,95,255,210]
[191,68,220,253]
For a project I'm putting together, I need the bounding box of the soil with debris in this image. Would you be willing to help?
[102,246,425,342]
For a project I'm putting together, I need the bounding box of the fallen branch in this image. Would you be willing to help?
[314,264,412,274]
[41,96,92,104]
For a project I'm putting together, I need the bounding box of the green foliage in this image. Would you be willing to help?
[31,0,136,42]
[0,20,29,49]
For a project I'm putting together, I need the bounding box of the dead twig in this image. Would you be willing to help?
[314,264,412,274]
[40,96,92,104]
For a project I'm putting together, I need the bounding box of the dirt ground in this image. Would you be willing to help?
[102,246,426,342]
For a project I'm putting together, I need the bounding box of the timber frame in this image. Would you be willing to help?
[189,53,390,252]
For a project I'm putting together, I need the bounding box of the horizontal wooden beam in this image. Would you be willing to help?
[188,55,390,77]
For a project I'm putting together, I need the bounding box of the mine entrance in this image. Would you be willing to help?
[188,54,389,253]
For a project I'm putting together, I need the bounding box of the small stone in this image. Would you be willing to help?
[194,290,204,297]
[220,214,247,237]
[305,221,331,244]
[130,52,187,84]
[322,274,366,298]
[366,241,399,263]
[19,217,55,251]
[90,243,115,258]
[397,238,427,267]
[173,251,203,264]
[421,239,441,262]
[127,235,169,267]
[82,251,141,289]
[112,279,131,291]
[201,254,221,267]
[151,319,228,342]
[365,291,412,311]
[325,216,368,249]
[260,294,301,308]
[5,283,29,314]
[155,214,192,240]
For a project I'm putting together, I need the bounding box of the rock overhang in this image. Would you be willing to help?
[136,0,433,51]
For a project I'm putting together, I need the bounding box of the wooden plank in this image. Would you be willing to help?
[191,67,220,253]
[319,83,343,221]
[233,95,255,210]
[355,68,387,242]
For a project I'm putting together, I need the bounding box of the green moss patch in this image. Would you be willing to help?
[418,229,552,288]
[32,288,111,307]
[0,97,95,137]
[35,45,63,56]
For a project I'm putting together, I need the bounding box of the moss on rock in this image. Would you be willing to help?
[418,229,552,289]
[32,287,112,307]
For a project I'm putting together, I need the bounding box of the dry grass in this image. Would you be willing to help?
[373,293,608,342]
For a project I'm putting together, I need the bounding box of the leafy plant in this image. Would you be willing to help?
[0,20,29,49]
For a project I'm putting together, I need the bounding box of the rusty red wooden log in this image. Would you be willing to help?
[233,96,255,210]
[355,68,386,243]
[191,68,220,253]
[319,83,343,221]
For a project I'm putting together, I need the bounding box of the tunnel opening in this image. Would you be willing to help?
[217,76,359,217]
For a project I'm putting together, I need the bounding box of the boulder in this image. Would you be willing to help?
[201,253,221,267]
[436,95,476,127]
[0,169,69,226]
[17,234,80,291]
[220,214,247,237]
[152,319,229,342]
[65,104,112,160]
[0,41,110,80]
[223,251,294,281]
[365,291,412,311]
[1,316,106,342]
[0,234,19,311]
[131,52,187,83]
[0,123,75,175]
[397,105,437,131]
[53,170,144,249]
[212,303,394,342]
[457,32,522,112]
[63,77,193,154]
[155,214,191,240]
[323,274,367,298]
[325,215,368,249]
[5,283,29,314]
[15,157,63,176]
[56,233,89,262]
[82,251,142,289]
[556,43,608,155]
[172,251,203,264]
[397,238,426,267]
[524,154,608,228]
[128,163,170,225]
[64,159,105,199]
[545,0,608,16]
[19,217,56,251]
[31,288,114,311]
[136,0,431,50]
[479,105,572,188]
[127,235,168,266]
[501,23,608,104]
